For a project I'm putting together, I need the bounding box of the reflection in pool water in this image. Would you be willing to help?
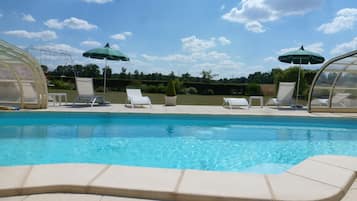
[0,112,356,174]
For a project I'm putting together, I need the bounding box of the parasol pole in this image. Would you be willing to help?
[103,58,107,95]
[295,58,302,108]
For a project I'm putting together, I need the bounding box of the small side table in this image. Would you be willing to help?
[249,96,264,108]
[48,93,68,106]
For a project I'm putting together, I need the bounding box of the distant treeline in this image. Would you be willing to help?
[43,64,317,97]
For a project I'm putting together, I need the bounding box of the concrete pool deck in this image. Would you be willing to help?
[31,103,357,118]
[1,104,357,201]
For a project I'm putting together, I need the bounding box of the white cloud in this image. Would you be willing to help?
[3,30,57,41]
[222,0,323,33]
[306,42,324,54]
[141,53,193,63]
[44,19,63,29]
[0,13,3,18]
[330,37,357,55]
[28,43,86,70]
[22,14,36,22]
[110,32,132,40]
[130,35,246,78]
[138,55,244,78]
[222,0,278,24]
[140,49,237,78]
[181,35,231,52]
[82,0,113,4]
[80,40,101,47]
[181,36,216,52]
[318,8,357,34]
[245,21,265,33]
[111,44,120,49]
[191,59,245,78]
[192,51,231,61]
[139,35,238,77]
[33,43,83,54]
[44,17,97,30]
[263,56,276,62]
[141,50,232,64]
[218,36,231,45]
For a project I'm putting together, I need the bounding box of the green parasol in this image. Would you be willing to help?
[278,45,325,108]
[83,43,129,94]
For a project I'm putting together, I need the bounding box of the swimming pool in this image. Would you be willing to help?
[0,112,356,174]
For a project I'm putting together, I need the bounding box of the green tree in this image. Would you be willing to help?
[133,70,139,79]
[181,72,191,81]
[166,80,176,96]
[272,68,283,84]
[247,71,273,83]
[83,64,100,77]
[119,67,127,79]
[41,65,48,74]
[51,65,75,77]
[102,66,112,79]
[200,70,217,81]
[281,66,307,97]
[304,70,317,85]
[169,71,176,79]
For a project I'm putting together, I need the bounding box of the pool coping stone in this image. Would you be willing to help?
[0,155,356,201]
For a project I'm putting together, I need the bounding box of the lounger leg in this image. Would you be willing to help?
[91,97,97,107]
[53,96,57,106]
[72,97,79,107]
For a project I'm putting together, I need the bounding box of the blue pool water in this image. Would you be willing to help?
[0,112,357,174]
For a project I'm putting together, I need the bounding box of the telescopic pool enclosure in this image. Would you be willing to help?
[308,50,357,112]
[0,40,47,109]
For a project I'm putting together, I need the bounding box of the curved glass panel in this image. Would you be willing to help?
[309,50,357,112]
[0,40,47,109]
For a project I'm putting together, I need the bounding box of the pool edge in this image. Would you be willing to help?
[0,155,356,201]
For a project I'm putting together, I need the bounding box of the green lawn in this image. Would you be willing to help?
[48,89,273,106]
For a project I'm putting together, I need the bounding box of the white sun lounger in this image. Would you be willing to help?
[126,88,152,108]
[266,82,296,107]
[73,77,108,107]
[223,98,249,109]
[311,93,351,107]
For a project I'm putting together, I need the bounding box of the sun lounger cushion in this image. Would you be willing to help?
[126,88,152,108]
[223,98,248,109]
[129,96,151,105]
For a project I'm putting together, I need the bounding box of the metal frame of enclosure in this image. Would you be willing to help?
[0,40,47,109]
[308,50,357,113]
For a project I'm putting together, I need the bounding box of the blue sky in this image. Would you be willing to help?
[1,0,357,78]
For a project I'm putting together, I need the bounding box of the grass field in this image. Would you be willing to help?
[49,89,274,106]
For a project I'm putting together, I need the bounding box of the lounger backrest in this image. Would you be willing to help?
[126,89,143,98]
[277,82,295,103]
[75,77,94,96]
